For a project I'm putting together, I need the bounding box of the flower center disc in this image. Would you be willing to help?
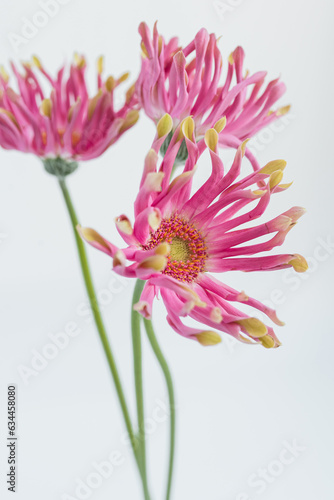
[143,214,207,282]
[169,237,191,262]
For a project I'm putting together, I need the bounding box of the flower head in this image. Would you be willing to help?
[0,55,139,161]
[80,115,307,348]
[136,22,288,169]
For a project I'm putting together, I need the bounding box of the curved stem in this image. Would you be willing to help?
[143,317,176,500]
[57,177,144,483]
[131,279,151,499]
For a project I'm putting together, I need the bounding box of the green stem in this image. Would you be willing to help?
[131,279,151,500]
[143,317,176,500]
[57,177,146,488]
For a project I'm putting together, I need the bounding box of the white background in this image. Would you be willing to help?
[0,0,333,499]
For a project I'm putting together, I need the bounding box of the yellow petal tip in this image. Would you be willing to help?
[119,72,130,83]
[154,242,171,256]
[278,181,294,190]
[0,65,9,82]
[139,255,167,272]
[252,189,267,196]
[237,318,267,338]
[260,335,276,349]
[157,114,173,139]
[119,109,140,133]
[277,105,291,116]
[32,55,42,69]
[40,98,52,118]
[214,116,227,133]
[196,331,222,346]
[241,138,250,157]
[269,170,284,189]
[148,209,161,231]
[289,255,308,273]
[140,40,149,59]
[78,226,111,252]
[74,53,86,69]
[115,216,133,235]
[260,159,287,175]
[181,116,195,140]
[205,128,219,151]
[97,56,104,74]
[105,75,115,92]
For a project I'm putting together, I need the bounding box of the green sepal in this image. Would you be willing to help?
[43,156,78,178]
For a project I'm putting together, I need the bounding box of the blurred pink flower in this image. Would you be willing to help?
[136,22,289,170]
[0,55,139,161]
[79,115,307,348]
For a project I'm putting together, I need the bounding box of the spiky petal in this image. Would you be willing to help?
[80,116,307,348]
[0,55,139,160]
[136,22,288,172]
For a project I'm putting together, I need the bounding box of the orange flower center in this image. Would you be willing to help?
[143,214,207,282]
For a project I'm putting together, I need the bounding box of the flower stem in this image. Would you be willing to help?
[143,317,176,500]
[57,177,145,488]
[131,279,151,500]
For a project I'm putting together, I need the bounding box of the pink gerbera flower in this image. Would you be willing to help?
[0,55,139,162]
[79,115,307,348]
[136,22,289,170]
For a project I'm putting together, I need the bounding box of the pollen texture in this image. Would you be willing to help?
[143,214,207,282]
